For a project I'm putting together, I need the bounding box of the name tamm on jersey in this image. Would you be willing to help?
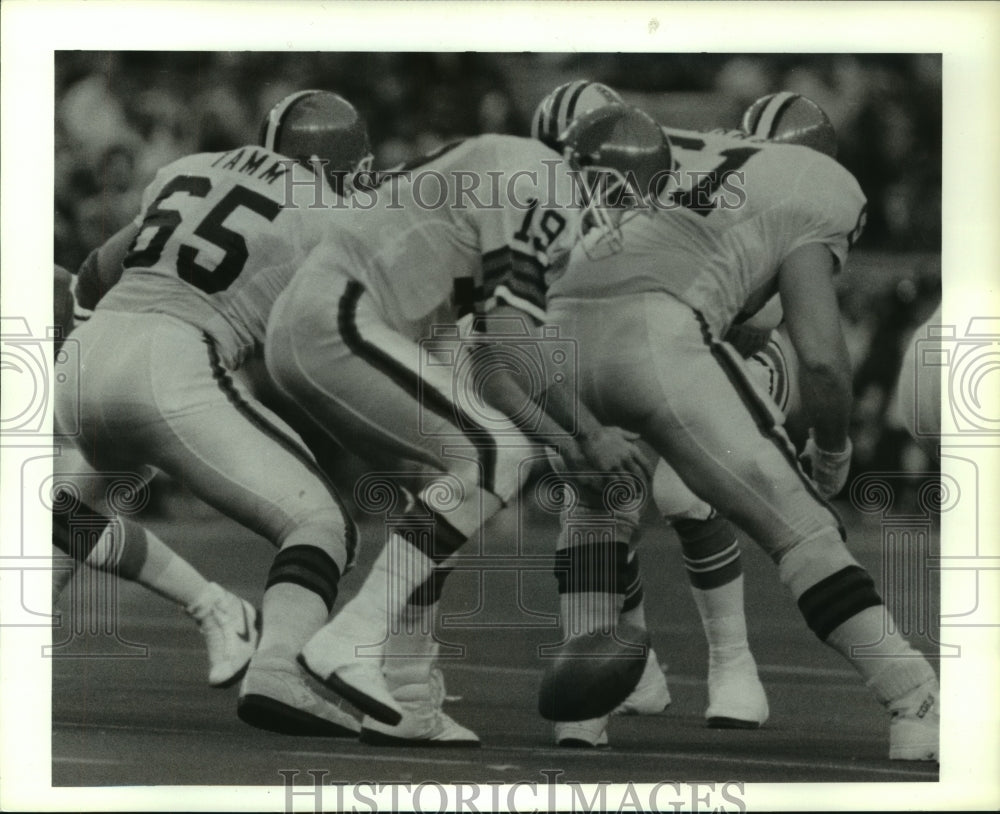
[550,132,867,338]
[96,146,331,368]
[304,134,581,341]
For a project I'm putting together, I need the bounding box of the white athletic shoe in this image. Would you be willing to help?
[614,649,671,715]
[298,626,403,727]
[887,678,939,761]
[705,648,769,728]
[555,716,609,748]
[237,657,361,737]
[360,669,480,747]
[186,582,258,688]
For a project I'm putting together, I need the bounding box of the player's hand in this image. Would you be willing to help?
[799,432,853,499]
[570,426,652,490]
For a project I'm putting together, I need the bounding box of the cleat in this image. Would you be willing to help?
[186,582,259,688]
[298,626,403,726]
[237,658,361,737]
[705,648,769,729]
[555,717,609,748]
[614,649,671,715]
[887,679,939,761]
[360,669,480,747]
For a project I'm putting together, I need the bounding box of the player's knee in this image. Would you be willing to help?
[652,459,714,521]
[491,437,535,505]
[776,533,862,601]
[556,493,642,554]
[278,508,358,575]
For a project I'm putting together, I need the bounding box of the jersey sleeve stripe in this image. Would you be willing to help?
[481,246,548,313]
[492,284,548,324]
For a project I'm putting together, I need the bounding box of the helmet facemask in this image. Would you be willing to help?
[571,163,649,260]
[560,104,673,260]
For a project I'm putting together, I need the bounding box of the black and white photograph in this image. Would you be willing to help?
[1,2,998,812]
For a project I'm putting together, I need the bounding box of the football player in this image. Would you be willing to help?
[265,105,665,746]
[543,93,939,761]
[52,263,260,689]
[54,90,378,737]
[533,81,769,742]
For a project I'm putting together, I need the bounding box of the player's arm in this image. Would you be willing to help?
[778,242,853,495]
[75,220,140,312]
[473,303,651,487]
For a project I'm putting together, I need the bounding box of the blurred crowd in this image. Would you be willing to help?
[54,51,942,480]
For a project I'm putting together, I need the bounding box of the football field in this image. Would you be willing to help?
[51,482,941,789]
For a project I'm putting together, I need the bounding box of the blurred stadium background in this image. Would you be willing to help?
[55,51,941,486]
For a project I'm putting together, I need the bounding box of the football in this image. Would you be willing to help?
[537,623,651,721]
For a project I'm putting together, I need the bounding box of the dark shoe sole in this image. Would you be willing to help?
[237,693,359,738]
[210,658,252,690]
[706,716,763,729]
[296,654,402,727]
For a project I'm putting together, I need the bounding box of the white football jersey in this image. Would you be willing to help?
[304,134,580,341]
[97,146,332,367]
[550,131,867,338]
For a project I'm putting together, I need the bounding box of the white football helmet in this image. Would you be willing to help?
[740,91,837,158]
[531,79,624,152]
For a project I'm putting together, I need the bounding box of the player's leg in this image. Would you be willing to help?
[63,311,366,735]
[267,273,526,742]
[611,547,672,716]
[650,455,768,728]
[622,327,795,725]
[629,297,938,760]
[51,441,258,687]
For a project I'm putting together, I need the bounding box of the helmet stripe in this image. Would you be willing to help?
[260,89,317,152]
[562,80,590,129]
[755,91,800,140]
[546,81,575,141]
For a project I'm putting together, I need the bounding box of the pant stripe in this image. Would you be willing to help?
[694,311,846,540]
[336,279,498,495]
[206,337,358,563]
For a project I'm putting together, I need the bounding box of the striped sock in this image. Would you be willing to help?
[257,543,342,663]
[675,517,749,660]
